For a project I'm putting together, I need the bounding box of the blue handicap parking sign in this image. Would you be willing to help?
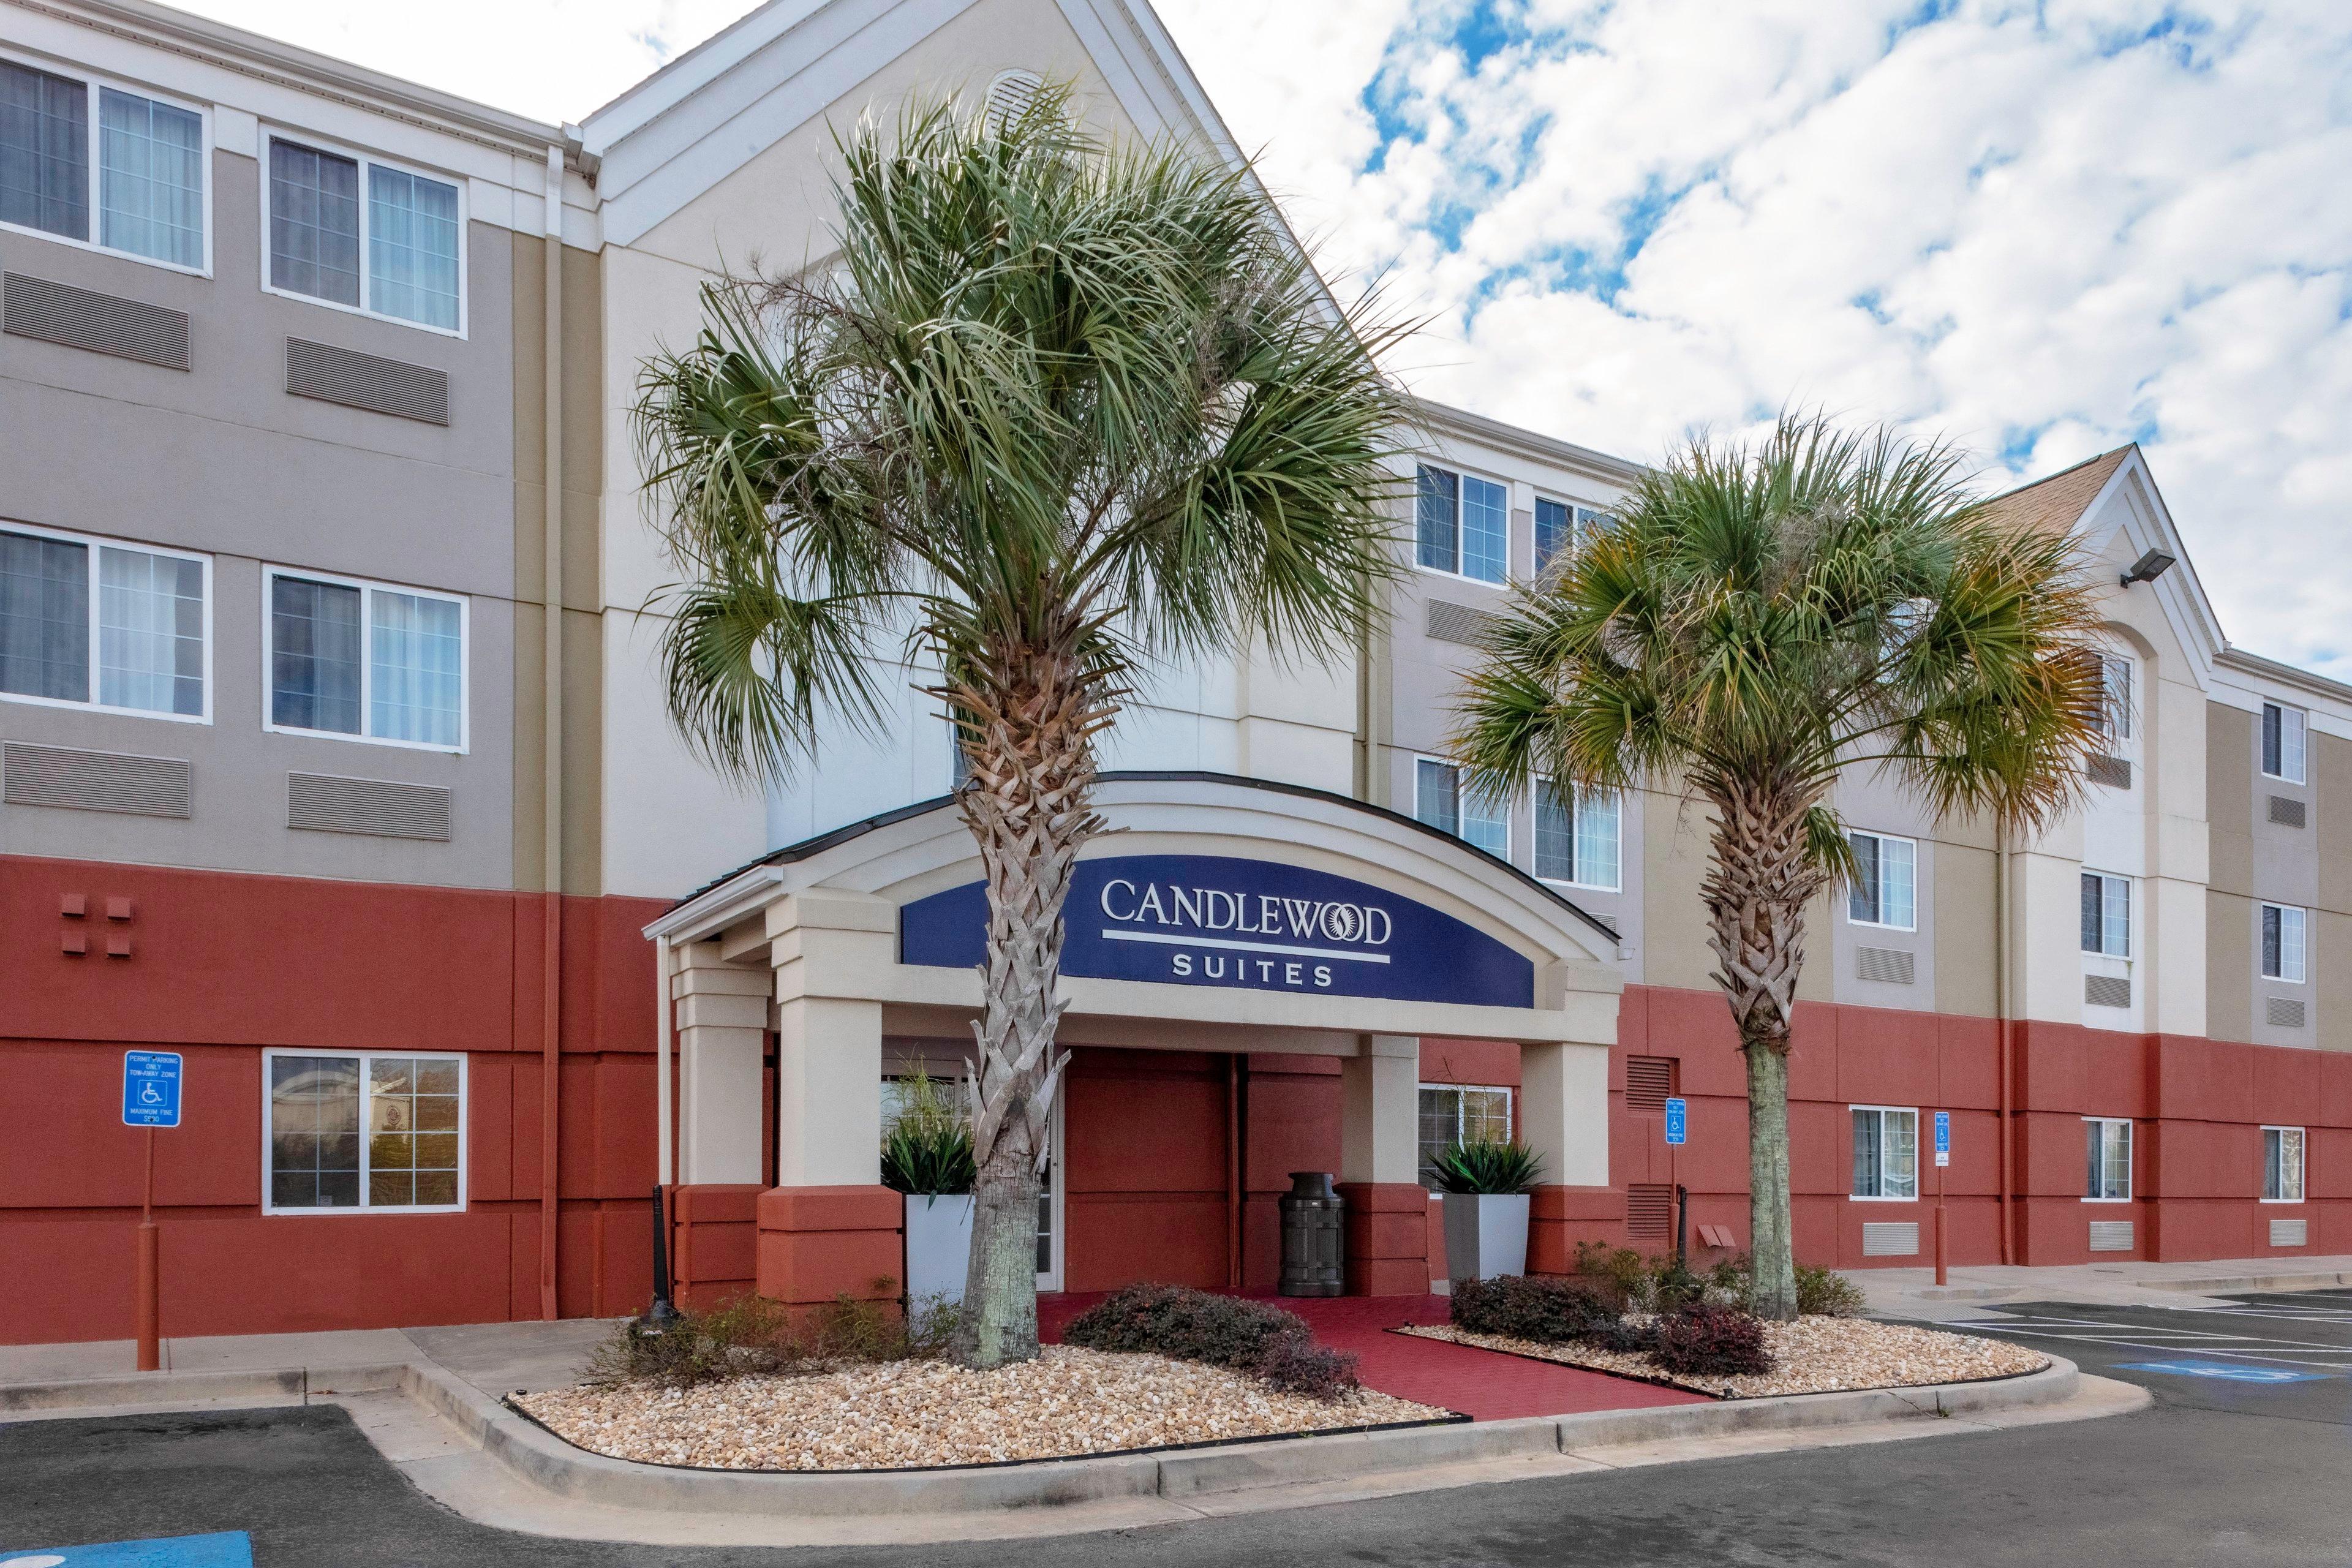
[0,1531,253,1566]
[1663,1096,1687,1145]
[1933,1109,1950,1167]
[2118,1360,2328,1384]
[121,1050,182,1129]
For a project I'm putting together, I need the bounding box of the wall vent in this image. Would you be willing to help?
[2266,996,2307,1029]
[1425,598,1493,647]
[1624,1055,1677,1115]
[3,272,190,369]
[1625,1183,1673,1238]
[2267,794,2307,828]
[3,742,190,817]
[2085,974,2132,1009]
[1856,946,1915,985]
[2270,1218,2308,1248]
[287,772,451,841]
[2088,1219,2134,1253]
[1862,1222,1919,1257]
[285,337,449,424]
[982,70,1046,130]
[2087,753,2132,789]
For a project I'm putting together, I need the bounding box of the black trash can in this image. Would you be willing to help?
[1278,1170,1346,1297]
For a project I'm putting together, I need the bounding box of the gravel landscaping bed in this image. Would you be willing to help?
[513,1345,1449,1471]
[1400,1316,2048,1399]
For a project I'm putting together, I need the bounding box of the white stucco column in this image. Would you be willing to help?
[1520,1038,1610,1187]
[769,889,895,1186]
[672,941,771,1185]
[1340,1033,1420,1185]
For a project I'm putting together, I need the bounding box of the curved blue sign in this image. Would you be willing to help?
[899,853,1534,1008]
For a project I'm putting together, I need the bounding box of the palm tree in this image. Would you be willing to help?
[633,91,1409,1366]
[1453,417,2105,1319]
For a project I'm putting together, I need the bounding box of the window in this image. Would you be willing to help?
[1535,778,1619,889]
[2080,872,2130,958]
[1416,464,1508,583]
[1414,757,1508,856]
[1851,1106,1918,1199]
[2261,701,2305,783]
[0,58,206,270]
[0,524,207,718]
[1419,1084,1512,1188]
[1533,499,1611,576]
[1848,832,1917,930]
[2261,903,2306,984]
[266,568,465,749]
[265,1051,462,1212]
[267,135,462,331]
[2263,1126,2305,1203]
[2085,1117,2132,1201]
[2093,652,2133,744]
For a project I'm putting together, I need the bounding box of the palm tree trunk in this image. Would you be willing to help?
[946,633,1109,1368]
[1702,780,1821,1322]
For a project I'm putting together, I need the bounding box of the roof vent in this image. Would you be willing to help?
[285,337,450,424]
[983,70,1046,130]
[4,272,190,370]
[3,742,191,817]
[288,772,452,841]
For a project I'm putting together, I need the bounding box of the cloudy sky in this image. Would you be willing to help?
[179,0,2352,674]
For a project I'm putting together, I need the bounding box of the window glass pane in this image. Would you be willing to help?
[1415,758,1458,836]
[1887,1110,1917,1199]
[97,546,203,715]
[0,61,89,241]
[270,1055,361,1208]
[369,1056,459,1208]
[2262,905,2282,979]
[98,88,202,266]
[2263,1128,2283,1200]
[1575,789,1619,890]
[1534,498,1570,575]
[1419,1085,1458,1188]
[2080,872,2100,954]
[2109,1121,2131,1197]
[1534,780,1572,882]
[369,589,462,744]
[1460,780,1509,856]
[2262,704,2282,775]
[368,164,460,329]
[1464,1088,1511,1143]
[1853,1109,1880,1197]
[2085,1120,2101,1199]
[2282,1129,2304,1202]
[270,140,360,306]
[2284,908,2305,984]
[2104,878,2130,958]
[0,530,89,703]
[2283,708,2305,783]
[1881,838,1915,929]
[1851,834,1881,924]
[1460,475,1509,584]
[271,576,362,733]
[2103,655,2132,742]
[1415,466,1458,573]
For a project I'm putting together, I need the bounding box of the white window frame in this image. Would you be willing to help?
[1532,495,1610,577]
[1413,755,1510,858]
[1846,830,1918,932]
[2261,1126,2305,1204]
[0,47,214,276]
[2081,871,2132,959]
[1419,1082,1514,1188]
[260,1048,467,1216]
[2084,1116,2133,1202]
[258,126,469,338]
[1414,461,1512,587]
[2260,902,2307,985]
[2260,701,2306,784]
[1850,1104,1919,1200]
[0,518,213,723]
[261,563,469,753]
[1533,774,1621,891]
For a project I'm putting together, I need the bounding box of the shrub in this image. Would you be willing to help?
[880,1074,976,1195]
[1430,1139,1546,1194]
[1450,1274,1616,1344]
[1648,1303,1773,1378]
[1585,1317,1660,1355]
[585,1278,949,1389]
[1062,1284,1359,1399]
[1795,1263,1868,1318]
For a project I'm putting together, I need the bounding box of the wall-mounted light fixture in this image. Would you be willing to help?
[2120,548,2177,589]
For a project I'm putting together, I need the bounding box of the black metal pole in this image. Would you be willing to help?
[1675,1183,1688,1266]
[644,1184,680,1329]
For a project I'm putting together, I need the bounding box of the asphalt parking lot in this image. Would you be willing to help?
[2,1291,2347,1566]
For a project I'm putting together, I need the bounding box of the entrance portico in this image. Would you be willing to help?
[644,774,1625,1307]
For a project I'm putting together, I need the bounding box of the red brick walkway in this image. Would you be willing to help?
[1038,1292,1708,1422]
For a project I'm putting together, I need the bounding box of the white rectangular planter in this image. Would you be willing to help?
[1442,1192,1531,1283]
[903,1193,975,1308]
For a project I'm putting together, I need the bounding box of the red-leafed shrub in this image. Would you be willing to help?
[1063,1284,1360,1398]
[1450,1274,1619,1343]
[1649,1302,1773,1377]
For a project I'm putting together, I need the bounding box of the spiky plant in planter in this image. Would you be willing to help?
[1430,1139,1545,1194]
[1433,1139,1546,1283]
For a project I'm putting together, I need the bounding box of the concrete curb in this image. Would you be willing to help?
[0,1362,407,1414]
[2139,1270,2352,1295]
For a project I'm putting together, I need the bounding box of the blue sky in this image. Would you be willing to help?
[183,0,2352,675]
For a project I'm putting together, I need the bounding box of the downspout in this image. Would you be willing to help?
[655,934,674,1188]
[1226,1055,1242,1289]
[538,143,567,1321]
[1996,824,2013,1266]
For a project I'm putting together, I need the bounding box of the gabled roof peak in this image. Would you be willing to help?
[1977,444,2135,537]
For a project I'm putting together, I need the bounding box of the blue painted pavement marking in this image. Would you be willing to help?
[2118,1360,2329,1384]
[0,1531,252,1566]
